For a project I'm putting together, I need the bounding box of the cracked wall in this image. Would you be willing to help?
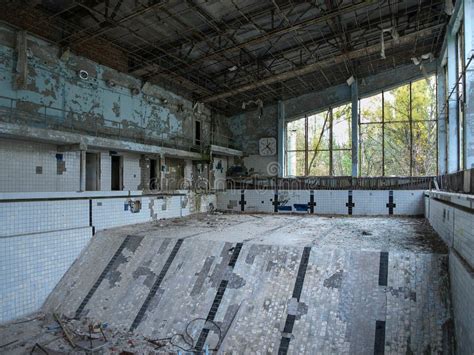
[0,24,212,148]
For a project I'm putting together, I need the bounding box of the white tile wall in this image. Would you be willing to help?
[393,191,425,215]
[122,153,141,190]
[0,227,92,322]
[426,192,474,268]
[0,139,80,192]
[352,190,387,215]
[314,190,348,215]
[0,190,212,322]
[427,198,454,246]
[99,152,112,191]
[92,197,153,231]
[216,190,242,211]
[216,190,425,216]
[153,195,183,219]
[0,140,145,193]
[99,152,141,191]
[0,200,90,237]
[425,191,474,355]
[452,208,474,268]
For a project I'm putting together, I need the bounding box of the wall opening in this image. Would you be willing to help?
[149,158,158,190]
[165,158,184,190]
[111,155,123,191]
[85,152,100,191]
[195,120,201,146]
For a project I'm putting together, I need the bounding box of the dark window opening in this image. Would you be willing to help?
[195,120,201,146]
[111,155,122,190]
[86,152,100,191]
[150,158,158,190]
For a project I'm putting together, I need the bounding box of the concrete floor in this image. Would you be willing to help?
[1,214,453,354]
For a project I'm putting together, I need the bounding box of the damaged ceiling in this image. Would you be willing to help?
[2,0,448,114]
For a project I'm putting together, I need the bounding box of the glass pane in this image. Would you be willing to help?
[332,104,351,149]
[360,93,382,123]
[384,84,410,122]
[308,150,329,176]
[384,122,411,176]
[411,77,436,121]
[308,111,330,150]
[287,151,305,176]
[360,123,383,176]
[333,150,352,176]
[413,120,437,176]
[286,118,305,151]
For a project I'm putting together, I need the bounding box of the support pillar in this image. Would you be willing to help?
[447,30,460,172]
[464,0,474,168]
[160,153,166,191]
[277,100,285,177]
[351,80,359,177]
[437,65,448,174]
[79,150,86,192]
[14,31,27,90]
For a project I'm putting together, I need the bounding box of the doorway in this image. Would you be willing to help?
[86,152,100,191]
[111,155,123,190]
[150,158,158,190]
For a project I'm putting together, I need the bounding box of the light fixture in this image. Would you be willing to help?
[346,75,355,86]
[228,65,238,72]
[78,70,89,80]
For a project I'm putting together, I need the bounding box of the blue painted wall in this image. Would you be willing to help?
[0,24,212,145]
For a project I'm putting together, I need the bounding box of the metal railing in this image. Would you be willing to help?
[226,175,437,190]
[210,130,241,151]
[0,95,205,154]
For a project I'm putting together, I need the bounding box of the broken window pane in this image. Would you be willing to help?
[360,94,382,123]
[286,150,305,176]
[332,104,351,149]
[333,150,352,176]
[360,123,383,176]
[384,121,411,176]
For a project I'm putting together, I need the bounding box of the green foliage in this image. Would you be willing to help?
[287,76,436,177]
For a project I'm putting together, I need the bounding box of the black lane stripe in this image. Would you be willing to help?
[194,280,228,350]
[378,252,389,286]
[308,191,316,214]
[292,247,311,301]
[239,190,246,211]
[129,239,184,331]
[278,246,311,355]
[75,235,132,318]
[194,243,243,352]
[346,190,355,215]
[88,199,95,235]
[374,320,386,354]
[386,191,396,215]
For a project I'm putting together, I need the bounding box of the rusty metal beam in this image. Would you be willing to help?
[201,24,444,103]
[153,0,372,77]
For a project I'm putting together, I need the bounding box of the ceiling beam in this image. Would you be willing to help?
[201,24,444,103]
[155,1,373,77]
[207,2,442,83]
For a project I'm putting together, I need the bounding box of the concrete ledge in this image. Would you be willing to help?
[0,122,203,160]
[425,190,474,210]
[0,190,190,202]
[210,144,243,157]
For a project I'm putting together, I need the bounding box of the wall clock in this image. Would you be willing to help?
[259,137,277,156]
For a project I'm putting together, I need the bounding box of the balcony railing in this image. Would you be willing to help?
[0,95,204,154]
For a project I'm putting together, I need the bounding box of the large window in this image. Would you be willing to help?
[286,76,437,177]
[359,76,437,176]
[286,104,351,176]
[456,21,465,169]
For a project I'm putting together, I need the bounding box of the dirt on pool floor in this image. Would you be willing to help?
[0,214,452,354]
